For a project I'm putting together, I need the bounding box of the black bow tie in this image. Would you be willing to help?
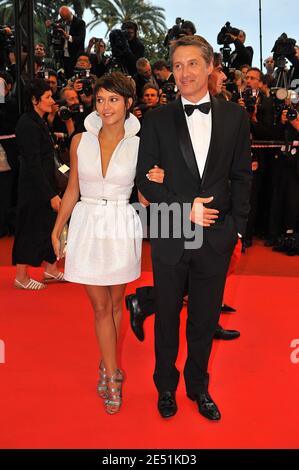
[184,102,211,116]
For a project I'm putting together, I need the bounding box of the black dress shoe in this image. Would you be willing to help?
[187,392,221,421]
[125,294,146,342]
[158,391,177,418]
[213,324,240,340]
[221,303,236,313]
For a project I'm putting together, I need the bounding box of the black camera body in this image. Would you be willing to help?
[272,33,296,65]
[73,69,93,96]
[217,22,240,45]
[109,29,130,57]
[48,21,65,51]
[242,87,259,113]
[161,82,177,102]
[58,102,84,121]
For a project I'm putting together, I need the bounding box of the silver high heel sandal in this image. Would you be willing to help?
[104,369,124,415]
[97,361,108,399]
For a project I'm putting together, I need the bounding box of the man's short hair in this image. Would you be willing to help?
[60,86,77,99]
[170,35,214,66]
[213,53,223,68]
[136,57,150,70]
[0,71,14,87]
[142,83,159,95]
[152,59,171,71]
[247,67,263,80]
[76,53,91,62]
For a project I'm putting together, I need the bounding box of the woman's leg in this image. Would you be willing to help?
[15,264,29,283]
[85,285,117,377]
[109,284,127,341]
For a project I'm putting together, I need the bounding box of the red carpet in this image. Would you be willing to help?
[1,249,299,448]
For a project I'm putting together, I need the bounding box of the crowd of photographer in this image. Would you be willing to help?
[1,6,299,254]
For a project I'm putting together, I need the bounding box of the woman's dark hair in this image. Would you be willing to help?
[24,78,51,111]
[93,72,136,119]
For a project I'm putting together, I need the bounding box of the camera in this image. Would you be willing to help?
[217,22,240,45]
[58,102,84,121]
[73,69,93,96]
[161,82,177,102]
[272,33,296,67]
[241,87,259,113]
[47,21,65,51]
[109,29,129,57]
[36,69,49,80]
[164,18,189,47]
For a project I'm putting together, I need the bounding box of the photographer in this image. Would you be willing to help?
[46,6,86,78]
[133,58,158,101]
[217,23,253,69]
[152,59,175,87]
[133,83,161,124]
[237,67,275,140]
[229,30,253,69]
[121,21,145,62]
[86,38,108,77]
[48,86,81,140]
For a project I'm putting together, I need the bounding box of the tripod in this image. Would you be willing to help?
[274,57,290,89]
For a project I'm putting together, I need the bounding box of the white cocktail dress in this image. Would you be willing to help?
[64,111,143,285]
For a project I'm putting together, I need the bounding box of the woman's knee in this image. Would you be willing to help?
[94,300,112,321]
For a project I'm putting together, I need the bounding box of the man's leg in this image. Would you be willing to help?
[184,243,233,395]
[152,253,189,393]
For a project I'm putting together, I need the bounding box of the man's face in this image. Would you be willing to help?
[138,63,152,78]
[35,45,45,58]
[63,90,79,106]
[46,76,58,94]
[208,65,227,96]
[143,88,159,107]
[153,67,169,82]
[245,70,262,90]
[76,56,91,69]
[125,27,135,41]
[172,45,213,102]
[238,31,246,44]
[264,58,274,71]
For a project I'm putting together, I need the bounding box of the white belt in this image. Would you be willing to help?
[80,196,129,206]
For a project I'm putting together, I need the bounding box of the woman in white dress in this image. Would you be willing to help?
[52,72,164,414]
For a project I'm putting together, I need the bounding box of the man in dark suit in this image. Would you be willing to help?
[136,35,252,421]
[58,6,86,78]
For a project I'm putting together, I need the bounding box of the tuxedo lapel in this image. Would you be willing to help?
[201,95,221,187]
[173,99,201,185]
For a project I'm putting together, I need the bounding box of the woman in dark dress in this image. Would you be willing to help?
[12,79,63,289]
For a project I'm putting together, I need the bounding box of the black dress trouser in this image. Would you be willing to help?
[151,242,234,395]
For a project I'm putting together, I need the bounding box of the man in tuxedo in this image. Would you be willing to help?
[136,35,252,421]
[58,6,86,78]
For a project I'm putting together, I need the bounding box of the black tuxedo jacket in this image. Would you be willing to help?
[136,96,252,265]
[68,16,86,60]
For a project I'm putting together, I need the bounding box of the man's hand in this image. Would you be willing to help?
[190,196,219,227]
[73,79,83,93]
[238,97,245,108]
[50,195,61,212]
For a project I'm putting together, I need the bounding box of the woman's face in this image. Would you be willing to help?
[95,88,131,127]
[33,90,55,115]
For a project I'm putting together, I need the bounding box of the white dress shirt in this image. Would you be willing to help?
[181,91,212,178]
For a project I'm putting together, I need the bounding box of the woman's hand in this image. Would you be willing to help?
[51,233,61,260]
[146,165,165,183]
[51,195,61,212]
[138,191,150,207]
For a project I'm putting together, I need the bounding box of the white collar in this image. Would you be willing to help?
[181,91,210,107]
